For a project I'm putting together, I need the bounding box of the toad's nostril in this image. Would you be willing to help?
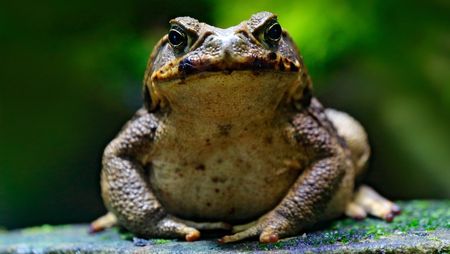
[267,52,277,60]
[204,34,215,43]
[178,58,196,76]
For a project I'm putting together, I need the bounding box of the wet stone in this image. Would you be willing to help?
[0,200,449,253]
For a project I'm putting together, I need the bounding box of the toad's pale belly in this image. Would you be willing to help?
[146,117,305,222]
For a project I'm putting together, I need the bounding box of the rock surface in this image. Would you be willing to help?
[0,200,449,253]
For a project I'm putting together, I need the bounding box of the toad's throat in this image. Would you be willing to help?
[152,56,301,83]
[154,70,298,119]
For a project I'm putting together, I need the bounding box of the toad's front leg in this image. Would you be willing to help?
[96,108,200,241]
[220,107,348,243]
[101,154,202,241]
[220,157,346,243]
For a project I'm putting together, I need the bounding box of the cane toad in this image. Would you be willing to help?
[91,12,400,243]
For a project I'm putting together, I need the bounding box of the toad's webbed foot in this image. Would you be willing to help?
[345,185,401,222]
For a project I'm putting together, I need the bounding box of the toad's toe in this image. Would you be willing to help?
[259,232,279,243]
[219,225,260,243]
[351,185,401,222]
[89,212,117,233]
[185,230,201,241]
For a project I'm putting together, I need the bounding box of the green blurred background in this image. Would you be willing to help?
[0,0,449,229]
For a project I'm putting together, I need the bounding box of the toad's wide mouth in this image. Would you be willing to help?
[150,55,301,84]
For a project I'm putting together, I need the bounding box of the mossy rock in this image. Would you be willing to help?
[0,200,449,253]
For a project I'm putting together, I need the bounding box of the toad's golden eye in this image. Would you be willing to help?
[264,22,282,44]
[168,26,187,48]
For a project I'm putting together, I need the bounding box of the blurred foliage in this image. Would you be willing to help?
[0,0,449,229]
[213,1,378,78]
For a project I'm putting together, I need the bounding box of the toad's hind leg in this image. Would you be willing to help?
[325,109,370,177]
[325,109,400,221]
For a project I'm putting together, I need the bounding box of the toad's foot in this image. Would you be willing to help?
[90,213,200,241]
[90,212,118,233]
[219,213,289,243]
[154,215,201,241]
[219,225,262,243]
[346,185,401,222]
[90,212,228,241]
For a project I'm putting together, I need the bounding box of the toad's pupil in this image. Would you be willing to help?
[266,23,282,41]
[169,29,185,47]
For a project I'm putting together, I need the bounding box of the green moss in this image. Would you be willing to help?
[252,236,298,251]
[312,200,450,246]
[21,224,55,234]
[257,243,271,251]
[152,239,172,244]
[365,225,386,239]
[428,236,441,242]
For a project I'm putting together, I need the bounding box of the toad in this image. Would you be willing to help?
[91,12,400,243]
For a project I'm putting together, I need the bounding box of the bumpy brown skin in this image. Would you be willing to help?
[101,109,203,240]
[98,12,398,243]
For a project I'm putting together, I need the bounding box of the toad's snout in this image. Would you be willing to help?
[200,32,251,61]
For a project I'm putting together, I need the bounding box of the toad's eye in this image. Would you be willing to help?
[264,22,282,44]
[168,26,187,48]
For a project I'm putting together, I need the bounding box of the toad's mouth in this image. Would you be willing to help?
[150,55,301,83]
